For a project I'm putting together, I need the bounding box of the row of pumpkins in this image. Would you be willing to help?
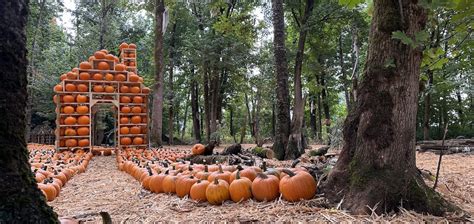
[116,146,317,205]
[29,144,93,202]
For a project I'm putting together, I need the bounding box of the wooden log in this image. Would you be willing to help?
[221,143,242,155]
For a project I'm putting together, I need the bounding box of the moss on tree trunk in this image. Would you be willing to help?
[0,0,58,222]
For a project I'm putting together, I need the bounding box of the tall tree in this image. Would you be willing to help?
[272,0,291,160]
[168,21,177,145]
[321,0,456,215]
[0,0,58,222]
[151,0,165,146]
[286,0,315,159]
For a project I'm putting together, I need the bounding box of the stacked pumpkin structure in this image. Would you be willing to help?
[29,144,93,202]
[116,144,317,205]
[53,43,150,151]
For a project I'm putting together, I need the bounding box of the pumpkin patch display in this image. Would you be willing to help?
[54,44,149,151]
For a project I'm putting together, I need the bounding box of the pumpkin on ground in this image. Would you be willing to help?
[191,144,205,155]
[190,180,209,202]
[251,173,280,202]
[162,174,177,194]
[206,178,230,205]
[207,165,231,184]
[149,172,167,193]
[279,169,316,202]
[176,175,198,198]
[229,171,253,203]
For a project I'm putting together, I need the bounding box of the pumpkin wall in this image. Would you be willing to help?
[54,43,150,151]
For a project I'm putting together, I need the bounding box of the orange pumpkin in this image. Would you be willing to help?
[129,43,137,49]
[79,72,90,80]
[129,73,139,82]
[64,117,77,125]
[105,73,114,81]
[149,172,167,193]
[279,169,316,202]
[79,61,92,69]
[77,127,89,136]
[162,175,177,193]
[63,106,75,115]
[65,128,77,136]
[121,106,131,113]
[119,42,129,50]
[78,139,90,147]
[76,95,88,103]
[105,54,115,61]
[251,173,280,202]
[176,175,198,198]
[192,144,205,155]
[93,85,104,92]
[77,84,88,92]
[130,126,141,134]
[66,72,77,80]
[131,106,142,113]
[120,85,129,93]
[92,73,103,80]
[60,74,67,81]
[229,171,253,202]
[206,178,230,205]
[65,139,78,147]
[94,51,106,59]
[120,137,132,145]
[133,137,143,145]
[97,62,110,70]
[65,84,76,92]
[76,106,89,114]
[105,85,115,93]
[120,117,129,124]
[78,116,90,125]
[129,61,136,67]
[115,64,126,71]
[190,179,210,202]
[63,95,75,103]
[131,116,141,124]
[142,87,150,94]
[120,127,130,134]
[120,96,131,103]
[54,84,63,92]
[130,86,141,93]
[115,73,126,81]
[132,96,143,103]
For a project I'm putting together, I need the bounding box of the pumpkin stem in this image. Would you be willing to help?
[257,172,268,179]
[236,170,241,180]
[196,179,202,184]
[214,177,219,185]
[204,165,208,172]
[218,165,223,173]
[282,169,296,177]
[291,159,300,168]
[236,165,243,171]
[190,160,194,165]
[147,166,153,176]
[262,161,267,172]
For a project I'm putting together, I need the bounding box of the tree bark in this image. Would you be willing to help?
[350,26,360,104]
[168,21,177,145]
[321,0,456,215]
[181,90,190,140]
[151,0,165,146]
[319,67,331,145]
[0,0,58,221]
[286,0,314,160]
[339,33,351,110]
[203,66,211,141]
[272,0,291,160]
[423,71,433,140]
[310,94,317,138]
[190,66,201,143]
[229,106,237,143]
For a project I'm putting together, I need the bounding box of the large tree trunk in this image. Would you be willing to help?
[350,25,360,104]
[25,0,46,142]
[286,0,314,160]
[203,67,211,142]
[151,0,165,146]
[423,71,433,140]
[321,0,456,215]
[339,33,351,110]
[272,0,291,160]
[310,95,318,138]
[0,0,58,221]
[168,22,177,145]
[319,68,331,145]
[190,66,201,143]
[181,90,190,140]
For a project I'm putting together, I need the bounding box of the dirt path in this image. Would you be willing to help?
[49,150,473,222]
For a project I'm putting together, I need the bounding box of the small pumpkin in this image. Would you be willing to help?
[92,73,103,80]
[129,73,139,82]
[105,73,114,81]
[133,137,143,145]
[251,173,280,202]
[279,169,316,202]
[132,96,143,103]
[131,106,142,113]
[130,116,141,124]
[65,84,76,92]
[105,85,115,93]
[76,106,89,114]
[120,127,130,134]
[54,84,63,92]
[97,61,110,70]
[120,96,131,103]
[77,84,88,92]
[229,171,253,203]
[77,116,90,125]
[63,106,75,114]
[78,139,90,147]
[120,137,132,145]
[190,179,209,202]
[93,85,104,92]
[176,175,198,198]
[115,64,126,71]
[130,86,141,93]
[206,178,230,205]
[130,126,141,134]
[149,171,167,193]
[230,165,257,182]
[76,95,88,103]
[129,43,137,49]
[192,144,205,155]
[94,51,106,59]
[64,117,77,125]
[120,85,129,93]
[66,72,77,80]
[121,106,131,113]
[79,61,92,69]
[207,165,231,184]
[77,127,89,136]
[63,95,75,103]
[65,139,78,147]
[162,174,177,194]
